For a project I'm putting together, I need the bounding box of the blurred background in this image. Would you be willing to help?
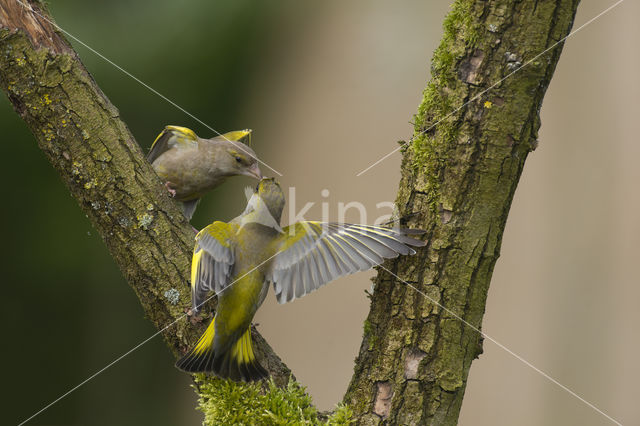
[3,0,638,425]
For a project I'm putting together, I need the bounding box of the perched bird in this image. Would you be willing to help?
[148,125,263,220]
[176,178,426,381]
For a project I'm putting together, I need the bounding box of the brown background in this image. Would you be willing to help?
[247,1,639,425]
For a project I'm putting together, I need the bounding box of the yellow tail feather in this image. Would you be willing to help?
[175,324,268,381]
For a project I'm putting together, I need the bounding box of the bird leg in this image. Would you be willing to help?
[185,307,205,324]
[164,181,177,197]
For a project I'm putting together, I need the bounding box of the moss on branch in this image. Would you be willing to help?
[344,0,580,424]
[195,376,353,425]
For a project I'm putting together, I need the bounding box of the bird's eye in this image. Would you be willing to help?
[235,156,243,163]
[255,182,260,192]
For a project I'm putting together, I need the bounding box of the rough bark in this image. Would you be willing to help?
[343,0,580,424]
[1,0,581,424]
[0,0,292,384]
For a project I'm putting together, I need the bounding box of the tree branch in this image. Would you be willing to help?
[0,0,292,386]
[344,0,580,424]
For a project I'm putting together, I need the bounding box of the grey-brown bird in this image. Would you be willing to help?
[148,126,263,220]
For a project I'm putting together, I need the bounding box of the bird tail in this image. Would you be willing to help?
[175,321,268,382]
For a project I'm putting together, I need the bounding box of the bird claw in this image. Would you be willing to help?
[185,307,205,324]
[165,181,177,198]
[189,316,204,325]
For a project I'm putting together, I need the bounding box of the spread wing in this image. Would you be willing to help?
[147,125,198,164]
[191,221,237,313]
[269,222,425,304]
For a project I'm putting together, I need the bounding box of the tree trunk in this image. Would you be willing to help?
[0,0,580,424]
[344,0,579,424]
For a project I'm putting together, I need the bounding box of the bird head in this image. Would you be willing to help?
[222,143,262,180]
[255,178,285,224]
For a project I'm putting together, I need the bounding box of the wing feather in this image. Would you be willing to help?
[311,248,330,285]
[347,227,408,256]
[325,234,362,272]
[316,241,340,280]
[298,261,309,299]
[323,237,350,276]
[270,222,425,304]
[147,125,198,164]
[190,222,236,313]
[338,232,384,266]
[330,234,372,271]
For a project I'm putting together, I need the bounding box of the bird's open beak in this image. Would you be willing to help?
[245,163,263,180]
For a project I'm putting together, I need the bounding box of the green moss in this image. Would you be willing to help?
[363,319,379,350]
[411,0,481,211]
[195,376,353,425]
[363,319,371,337]
[325,404,354,425]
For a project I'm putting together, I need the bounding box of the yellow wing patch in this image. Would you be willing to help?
[191,248,204,292]
[164,125,197,140]
[148,125,199,163]
[190,221,238,314]
[221,129,252,144]
[197,221,238,245]
[277,221,323,251]
[151,125,197,150]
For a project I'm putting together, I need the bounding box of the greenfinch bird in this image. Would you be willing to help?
[176,178,425,381]
[148,126,263,220]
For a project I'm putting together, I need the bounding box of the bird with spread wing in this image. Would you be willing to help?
[175,178,425,381]
[148,126,262,220]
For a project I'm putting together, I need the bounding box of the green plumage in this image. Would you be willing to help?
[176,179,426,381]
